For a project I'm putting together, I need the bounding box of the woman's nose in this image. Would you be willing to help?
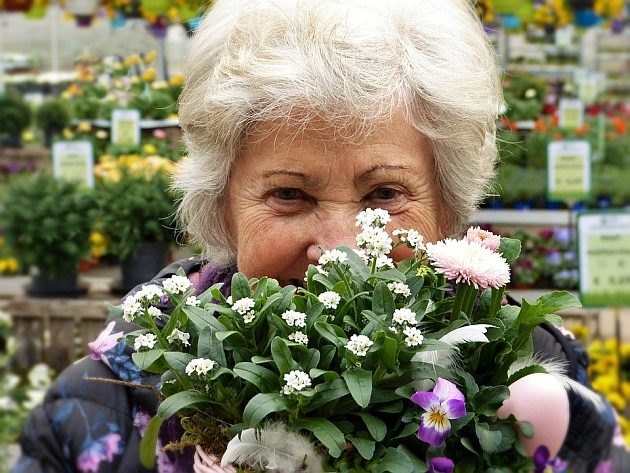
[306,214,358,263]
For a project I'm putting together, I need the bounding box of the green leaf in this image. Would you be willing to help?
[342,368,372,408]
[310,368,340,381]
[372,447,414,473]
[304,378,350,412]
[319,345,336,370]
[393,422,418,440]
[295,418,346,458]
[231,272,251,301]
[369,268,407,283]
[156,390,210,419]
[475,422,502,454]
[471,386,510,417]
[233,362,279,392]
[379,335,399,371]
[372,281,395,316]
[507,364,547,385]
[183,307,227,332]
[259,293,283,315]
[460,437,479,455]
[356,412,386,441]
[215,330,248,346]
[339,246,370,279]
[347,435,376,460]
[298,348,320,373]
[517,420,535,439]
[457,370,479,397]
[163,352,195,378]
[197,326,227,367]
[132,348,165,373]
[396,445,426,472]
[314,322,347,349]
[271,337,297,375]
[243,393,289,427]
[499,237,521,264]
[139,416,163,468]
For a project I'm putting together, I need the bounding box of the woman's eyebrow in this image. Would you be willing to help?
[261,170,324,189]
[355,164,410,185]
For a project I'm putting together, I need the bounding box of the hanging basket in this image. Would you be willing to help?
[4,0,33,12]
[65,0,100,26]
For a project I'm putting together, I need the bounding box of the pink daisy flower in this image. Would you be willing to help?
[465,226,501,252]
[426,238,510,289]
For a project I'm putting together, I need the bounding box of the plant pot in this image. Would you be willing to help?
[117,241,169,294]
[1,134,22,149]
[27,270,87,298]
[44,128,62,148]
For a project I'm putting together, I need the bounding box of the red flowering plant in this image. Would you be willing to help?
[107,209,583,472]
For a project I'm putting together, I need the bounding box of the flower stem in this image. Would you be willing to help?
[462,285,478,318]
[451,284,467,320]
[489,287,505,318]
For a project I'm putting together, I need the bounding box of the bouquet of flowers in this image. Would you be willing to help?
[109,209,582,472]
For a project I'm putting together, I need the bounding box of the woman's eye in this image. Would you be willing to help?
[272,188,304,201]
[368,187,400,201]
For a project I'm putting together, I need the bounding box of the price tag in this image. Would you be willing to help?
[578,212,630,307]
[111,109,141,146]
[558,98,584,130]
[52,140,94,188]
[555,26,574,49]
[579,75,598,104]
[547,140,591,202]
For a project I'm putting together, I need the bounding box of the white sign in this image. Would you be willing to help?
[111,109,141,146]
[579,75,599,104]
[52,140,94,188]
[547,140,591,202]
[578,212,630,307]
[558,98,584,130]
[555,26,574,49]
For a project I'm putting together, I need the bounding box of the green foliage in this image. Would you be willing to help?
[1,173,95,277]
[129,91,178,120]
[502,73,546,122]
[112,218,579,471]
[94,170,177,259]
[0,94,32,137]
[35,99,72,131]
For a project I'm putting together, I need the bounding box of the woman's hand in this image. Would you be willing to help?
[194,446,237,473]
[497,373,570,457]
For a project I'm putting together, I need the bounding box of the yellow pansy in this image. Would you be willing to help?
[124,53,141,67]
[5,258,18,273]
[169,73,184,88]
[606,391,626,411]
[142,68,157,82]
[143,143,158,155]
[63,128,75,139]
[77,121,92,133]
[144,51,158,64]
[569,323,590,342]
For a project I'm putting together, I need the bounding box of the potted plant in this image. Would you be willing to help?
[0,94,32,148]
[2,173,95,296]
[94,155,178,293]
[35,99,72,147]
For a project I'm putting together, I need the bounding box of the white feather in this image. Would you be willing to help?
[221,422,323,473]
[438,324,494,345]
[508,355,606,411]
[411,324,494,368]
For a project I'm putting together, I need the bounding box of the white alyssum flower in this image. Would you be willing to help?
[162,275,192,295]
[315,265,328,276]
[282,310,307,328]
[318,249,348,266]
[355,208,391,230]
[374,254,394,269]
[186,295,201,307]
[232,297,256,323]
[166,328,191,346]
[318,291,341,310]
[135,284,165,303]
[225,295,233,305]
[387,282,411,298]
[147,306,162,319]
[0,310,12,327]
[388,325,399,334]
[393,229,425,250]
[122,295,141,322]
[403,326,424,347]
[345,334,374,357]
[185,358,217,376]
[288,331,309,346]
[27,364,51,389]
[232,297,255,315]
[392,308,417,326]
[356,226,392,258]
[282,370,312,395]
[134,333,158,351]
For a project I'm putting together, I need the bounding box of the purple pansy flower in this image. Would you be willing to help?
[533,445,568,473]
[88,321,123,368]
[594,460,613,473]
[428,456,454,473]
[411,377,466,447]
[76,433,122,473]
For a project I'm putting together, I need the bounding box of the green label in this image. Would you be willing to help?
[582,233,630,306]
[58,153,89,185]
[548,154,588,201]
[115,119,138,146]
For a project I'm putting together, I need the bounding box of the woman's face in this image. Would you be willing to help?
[225,116,448,286]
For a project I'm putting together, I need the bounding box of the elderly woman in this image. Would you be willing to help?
[13,0,620,472]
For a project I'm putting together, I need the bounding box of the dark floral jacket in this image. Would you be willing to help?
[11,258,625,473]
